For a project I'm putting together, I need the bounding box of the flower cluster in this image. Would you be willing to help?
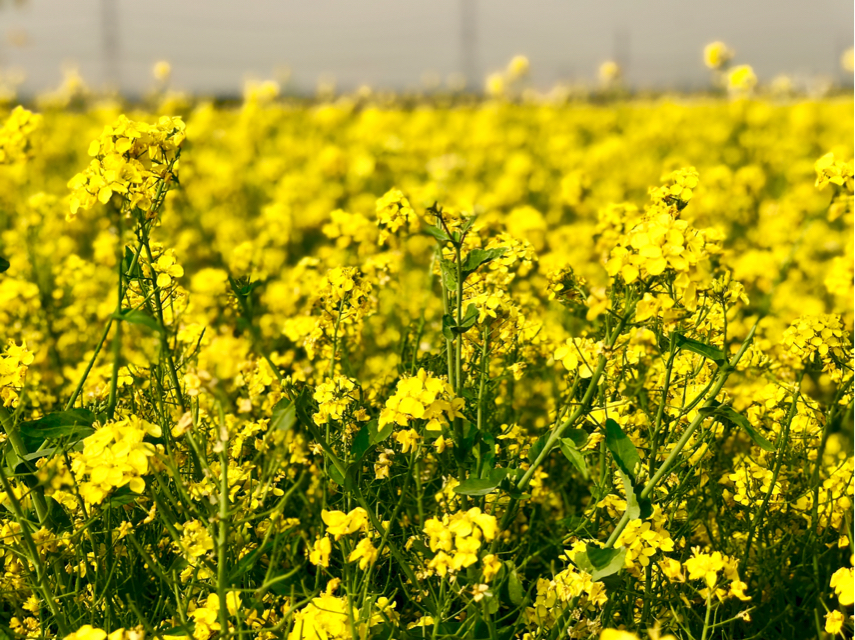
[312,375,358,424]
[781,314,850,372]
[0,340,34,407]
[67,114,185,217]
[0,106,41,164]
[422,507,498,577]
[614,507,676,570]
[375,188,417,244]
[379,368,464,430]
[682,548,750,601]
[69,416,161,504]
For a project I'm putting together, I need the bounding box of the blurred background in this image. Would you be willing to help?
[0,0,852,97]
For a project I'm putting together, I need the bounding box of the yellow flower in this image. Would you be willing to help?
[600,630,639,640]
[393,428,421,452]
[599,61,621,84]
[825,610,845,635]
[322,507,369,540]
[177,519,214,559]
[481,553,502,582]
[375,188,417,244]
[830,567,854,606]
[153,60,172,82]
[507,55,530,80]
[727,65,757,94]
[348,537,379,570]
[64,626,107,640]
[309,535,332,567]
[704,41,733,69]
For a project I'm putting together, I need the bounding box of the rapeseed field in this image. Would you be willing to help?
[0,62,852,640]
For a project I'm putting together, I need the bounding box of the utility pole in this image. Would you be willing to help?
[101,0,120,89]
[460,0,477,90]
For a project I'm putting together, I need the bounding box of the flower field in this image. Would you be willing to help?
[0,88,852,640]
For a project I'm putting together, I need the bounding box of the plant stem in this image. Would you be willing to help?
[744,373,802,560]
[605,320,758,548]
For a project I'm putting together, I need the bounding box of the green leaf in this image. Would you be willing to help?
[423,225,450,243]
[328,464,345,485]
[506,564,524,605]
[559,438,588,480]
[453,468,509,496]
[112,309,163,334]
[461,248,506,280]
[442,314,456,341]
[369,420,394,445]
[0,255,9,274]
[674,333,727,367]
[617,469,653,520]
[108,485,141,507]
[528,433,549,464]
[3,441,20,473]
[352,422,372,461]
[585,545,628,581]
[699,404,775,452]
[605,419,641,479]
[460,216,477,235]
[270,398,296,432]
[19,409,96,441]
[458,304,479,330]
[563,428,589,449]
[440,260,458,290]
[443,305,480,340]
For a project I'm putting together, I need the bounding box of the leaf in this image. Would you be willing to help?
[460,215,477,235]
[108,485,141,507]
[352,423,372,461]
[559,438,588,479]
[458,304,479,331]
[442,314,456,341]
[563,428,589,449]
[461,248,506,280]
[617,469,652,520]
[0,255,9,274]
[674,333,727,367]
[270,398,296,432]
[442,305,479,340]
[453,467,509,496]
[112,309,163,334]
[19,409,96,441]
[604,419,641,479]
[3,441,19,473]
[369,420,394,445]
[440,260,458,290]
[528,433,549,464]
[506,564,524,605]
[589,547,628,581]
[699,404,775,452]
[423,225,450,243]
[328,464,345,485]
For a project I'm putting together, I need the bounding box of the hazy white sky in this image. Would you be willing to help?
[0,0,852,95]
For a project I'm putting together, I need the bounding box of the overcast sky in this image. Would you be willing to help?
[0,0,852,95]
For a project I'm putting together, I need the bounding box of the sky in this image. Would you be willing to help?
[0,0,852,96]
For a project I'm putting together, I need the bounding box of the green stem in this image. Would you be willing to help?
[744,373,802,560]
[0,461,68,634]
[605,320,758,548]
[140,230,186,412]
[217,405,231,637]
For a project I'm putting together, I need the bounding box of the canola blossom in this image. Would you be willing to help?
[0,74,851,640]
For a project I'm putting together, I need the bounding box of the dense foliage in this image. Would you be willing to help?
[0,89,852,640]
